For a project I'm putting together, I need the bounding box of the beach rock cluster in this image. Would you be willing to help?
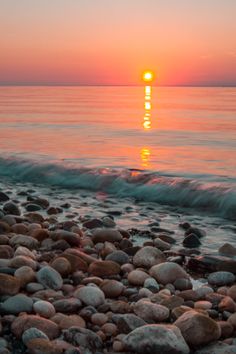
[0,190,236,353]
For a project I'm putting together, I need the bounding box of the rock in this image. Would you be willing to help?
[133,246,165,269]
[25,212,44,224]
[83,218,103,229]
[3,202,20,216]
[110,300,131,314]
[14,246,36,259]
[75,285,105,307]
[11,314,60,339]
[31,229,49,242]
[228,285,236,300]
[91,313,108,326]
[88,260,120,277]
[101,322,117,336]
[33,301,56,318]
[26,282,44,293]
[92,229,122,244]
[0,191,9,202]
[160,295,184,310]
[22,327,49,345]
[37,266,63,290]
[114,314,146,334]
[100,279,124,298]
[26,338,63,354]
[194,301,212,310]
[218,320,234,338]
[63,327,103,352]
[128,270,149,286]
[153,237,171,251]
[9,235,39,250]
[134,299,170,323]
[50,230,80,247]
[144,277,160,292]
[208,271,235,286]
[105,250,129,265]
[10,255,37,270]
[0,293,33,314]
[122,324,190,354]
[174,278,193,291]
[0,221,11,233]
[102,216,116,227]
[50,257,72,276]
[0,245,14,259]
[57,314,86,330]
[0,274,21,295]
[227,313,236,328]
[12,223,29,234]
[52,298,82,313]
[187,255,236,274]
[150,262,189,285]
[183,234,201,248]
[219,243,236,257]
[185,227,206,238]
[26,203,42,212]
[194,342,236,354]
[174,310,221,347]
[218,296,236,312]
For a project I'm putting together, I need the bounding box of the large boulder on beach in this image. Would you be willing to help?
[133,299,169,323]
[11,314,60,339]
[208,271,235,286]
[74,285,105,307]
[37,266,63,290]
[174,310,221,347]
[122,324,190,354]
[150,262,189,285]
[92,228,122,244]
[133,246,165,268]
[0,274,21,295]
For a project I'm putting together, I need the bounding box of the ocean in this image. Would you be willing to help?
[0,86,236,252]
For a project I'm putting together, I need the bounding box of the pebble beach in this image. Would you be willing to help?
[1,182,236,354]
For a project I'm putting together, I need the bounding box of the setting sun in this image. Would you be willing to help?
[143,71,154,82]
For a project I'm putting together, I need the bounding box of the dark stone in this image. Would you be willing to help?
[183,233,201,248]
[0,192,10,202]
[185,227,206,238]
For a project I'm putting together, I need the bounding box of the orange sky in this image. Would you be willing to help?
[0,0,236,86]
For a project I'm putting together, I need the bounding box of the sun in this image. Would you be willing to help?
[143,71,154,82]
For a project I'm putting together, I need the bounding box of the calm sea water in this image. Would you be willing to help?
[0,86,236,226]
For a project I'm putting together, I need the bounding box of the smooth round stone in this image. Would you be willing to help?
[53,298,82,313]
[57,314,86,330]
[174,310,221,347]
[153,238,171,251]
[134,299,170,323]
[50,257,72,276]
[100,280,124,298]
[208,272,235,286]
[0,294,33,314]
[122,324,190,354]
[9,235,39,250]
[14,266,36,286]
[195,286,214,299]
[22,327,49,345]
[14,246,36,260]
[11,223,29,234]
[150,262,189,285]
[128,270,149,286]
[218,296,236,312]
[194,301,212,310]
[10,255,37,270]
[102,216,116,227]
[228,285,236,300]
[0,191,10,202]
[74,286,105,307]
[0,274,21,295]
[33,300,56,318]
[174,278,192,291]
[101,323,117,336]
[3,202,21,216]
[11,314,60,340]
[25,338,62,354]
[138,287,152,298]
[92,229,122,244]
[88,260,120,277]
[37,266,63,290]
[26,282,45,293]
[91,313,108,326]
[105,250,129,265]
[133,246,165,269]
[0,245,14,259]
[144,277,160,292]
[183,233,201,248]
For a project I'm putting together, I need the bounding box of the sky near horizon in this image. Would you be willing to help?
[0,0,236,86]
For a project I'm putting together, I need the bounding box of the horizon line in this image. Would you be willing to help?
[0,83,236,88]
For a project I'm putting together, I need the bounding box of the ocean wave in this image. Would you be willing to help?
[0,157,235,220]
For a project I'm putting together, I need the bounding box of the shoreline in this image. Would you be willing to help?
[1,185,236,353]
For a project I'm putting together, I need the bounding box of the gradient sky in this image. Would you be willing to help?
[0,0,236,86]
